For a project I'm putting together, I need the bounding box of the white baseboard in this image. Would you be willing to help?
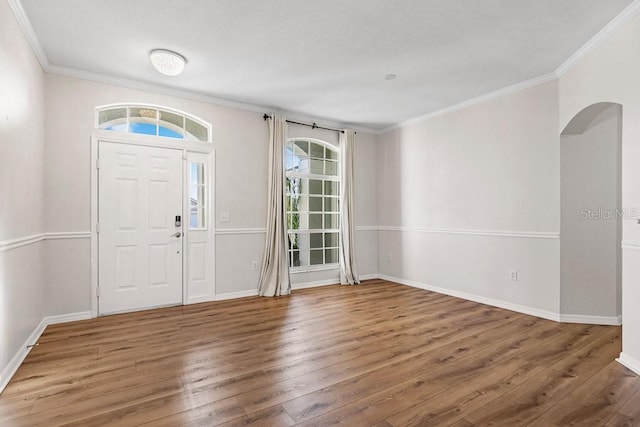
[214,289,258,301]
[378,274,561,322]
[379,274,625,326]
[214,280,344,299]
[292,273,380,290]
[0,311,91,394]
[292,279,339,290]
[44,311,92,325]
[198,275,622,326]
[214,274,379,299]
[560,313,622,326]
[617,352,640,376]
[0,319,46,394]
[186,296,216,305]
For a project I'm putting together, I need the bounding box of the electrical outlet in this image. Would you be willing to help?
[220,212,230,222]
[388,252,393,261]
[251,260,258,270]
[509,270,518,281]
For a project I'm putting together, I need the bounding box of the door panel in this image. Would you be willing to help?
[98,142,183,315]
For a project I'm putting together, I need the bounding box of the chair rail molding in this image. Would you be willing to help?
[0,232,92,253]
[215,228,267,235]
[376,225,559,240]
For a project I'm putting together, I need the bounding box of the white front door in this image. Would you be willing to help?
[98,142,183,315]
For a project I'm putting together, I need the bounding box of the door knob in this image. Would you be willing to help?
[170,232,182,238]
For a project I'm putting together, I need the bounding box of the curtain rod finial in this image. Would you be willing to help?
[263,113,270,121]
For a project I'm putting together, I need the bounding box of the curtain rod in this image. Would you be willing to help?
[263,113,345,134]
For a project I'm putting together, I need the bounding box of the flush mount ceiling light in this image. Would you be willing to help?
[384,74,397,80]
[149,49,186,76]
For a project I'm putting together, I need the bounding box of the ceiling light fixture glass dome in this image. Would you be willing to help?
[150,49,187,76]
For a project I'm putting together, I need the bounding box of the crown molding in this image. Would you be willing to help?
[10,0,640,136]
[375,0,640,135]
[45,64,379,135]
[555,0,640,77]
[377,72,557,135]
[7,0,49,70]
[46,64,266,114]
[8,0,378,135]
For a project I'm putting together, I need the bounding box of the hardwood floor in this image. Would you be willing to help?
[0,279,638,426]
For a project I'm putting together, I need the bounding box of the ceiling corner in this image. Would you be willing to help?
[555,0,640,76]
[8,0,50,71]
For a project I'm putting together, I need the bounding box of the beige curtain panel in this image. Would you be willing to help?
[257,114,291,297]
[339,129,360,285]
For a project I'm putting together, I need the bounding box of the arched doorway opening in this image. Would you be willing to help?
[560,102,622,323]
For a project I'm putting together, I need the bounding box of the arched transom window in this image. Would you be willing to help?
[285,139,340,269]
[96,104,211,142]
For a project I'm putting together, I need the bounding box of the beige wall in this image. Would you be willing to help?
[5,0,640,389]
[0,0,46,387]
[559,12,640,369]
[44,74,269,302]
[379,81,560,232]
[560,104,622,318]
[373,9,640,370]
[377,81,561,315]
[44,74,270,232]
[43,74,380,306]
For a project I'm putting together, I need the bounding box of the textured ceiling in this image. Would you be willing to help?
[19,0,635,130]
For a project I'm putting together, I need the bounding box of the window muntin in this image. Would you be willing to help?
[96,104,211,142]
[286,139,340,269]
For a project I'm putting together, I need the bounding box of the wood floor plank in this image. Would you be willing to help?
[6,376,184,426]
[525,418,559,427]
[604,387,640,426]
[141,396,245,427]
[216,405,296,427]
[0,396,35,424]
[60,391,195,427]
[240,309,528,418]
[282,316,568,423]
[379,357,543,427]
[293,318,572,426]
[27,368,183,415]
[0,280,634,426]
[462,327,622,426]
[540,362,640,426]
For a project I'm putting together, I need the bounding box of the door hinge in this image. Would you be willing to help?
[96,222,100,233]
[96,286,100,297]
[96,158,100,169]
